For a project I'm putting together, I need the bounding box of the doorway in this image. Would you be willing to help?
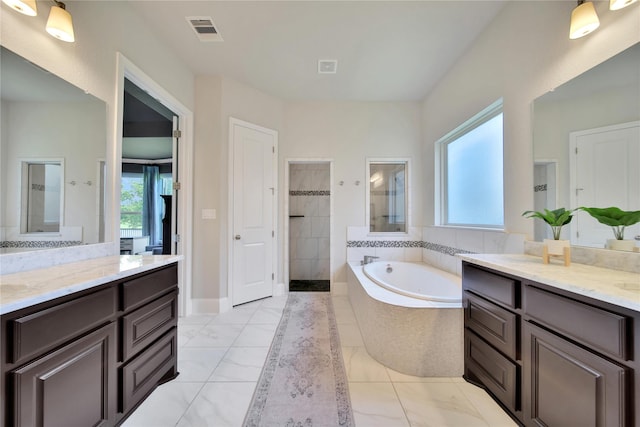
[533,161,557,241]
[120,78,177,255]
[116,53,194,315]
[287,161,331,292]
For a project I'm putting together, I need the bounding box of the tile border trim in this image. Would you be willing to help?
[346,240,476,256]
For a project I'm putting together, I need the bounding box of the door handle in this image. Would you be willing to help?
[235,235,241,240]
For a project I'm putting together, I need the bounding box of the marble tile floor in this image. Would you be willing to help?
[122,294,517,427]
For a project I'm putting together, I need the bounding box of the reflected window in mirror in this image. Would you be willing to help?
[367,159,409,233]
[20,159,63,234]
[437,99,504,228]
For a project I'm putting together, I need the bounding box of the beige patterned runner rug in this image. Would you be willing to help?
[243,292,354,427]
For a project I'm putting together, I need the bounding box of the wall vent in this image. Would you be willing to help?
[318,60,338,74]
[186,16,223,42]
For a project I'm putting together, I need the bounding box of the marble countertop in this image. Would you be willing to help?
[0,255,182,315]
[459,254,640,312]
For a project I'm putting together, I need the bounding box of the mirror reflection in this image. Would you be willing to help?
[21,160,63,233]
[532,43,640,249]
[368,160,408,233]
[1,46,107,252]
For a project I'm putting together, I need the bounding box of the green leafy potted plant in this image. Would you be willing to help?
[578,206,640,251]
[522,208,575,258]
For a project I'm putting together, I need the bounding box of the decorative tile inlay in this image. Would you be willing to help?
[346,240,423,248]
[534,184,547,192]
[346,240,475,256]
[0,240,82,248]
[422,242,476,256]
[290,190,330,196]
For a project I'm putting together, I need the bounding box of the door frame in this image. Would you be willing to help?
[114,53,194,316]
[283,158,333,290]
[227,117,279,306]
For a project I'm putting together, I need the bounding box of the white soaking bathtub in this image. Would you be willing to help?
[363,261,461,303]
[347,261,463,377]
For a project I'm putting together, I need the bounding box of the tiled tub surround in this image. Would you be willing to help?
[346,226,526,276]
[289,163,330,281]
[347,261,463,377]
[0,254,182,315]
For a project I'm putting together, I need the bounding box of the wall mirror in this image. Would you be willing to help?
[367,159,409,233]
[1,46,108,253]
[532,42,640,249]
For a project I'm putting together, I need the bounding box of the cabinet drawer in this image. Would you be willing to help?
[465,291,517,360]
[120,328,177,413]
[524,285,629,360]
[10,287,117,364]
[121,264,177,312]
[465,330,518,412]
[463,264,518,309]
[122,291,178,361]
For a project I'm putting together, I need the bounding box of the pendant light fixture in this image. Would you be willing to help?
[610,0,638,10]
[569,0,600,39]
[46,1,75,43]
[2,0,37,16]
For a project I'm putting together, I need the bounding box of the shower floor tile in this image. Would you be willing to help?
[289,279,330,292]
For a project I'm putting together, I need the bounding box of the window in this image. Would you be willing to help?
[438,100,504,228]
[121,163,173,241]
[120,173,144,237]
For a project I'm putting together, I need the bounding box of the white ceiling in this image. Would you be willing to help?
[127,1,508,101]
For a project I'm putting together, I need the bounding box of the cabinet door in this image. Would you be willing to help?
[12,323,117,427]
[523,322,629,427]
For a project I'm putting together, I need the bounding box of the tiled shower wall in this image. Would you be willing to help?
[289,164,330,281]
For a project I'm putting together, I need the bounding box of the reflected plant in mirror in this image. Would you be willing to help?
[0,46,107,253]
[532,42,640,250]
[367,160,408,233]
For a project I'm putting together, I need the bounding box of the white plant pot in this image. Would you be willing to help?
[543,239,570,256]
[606,239,636,252]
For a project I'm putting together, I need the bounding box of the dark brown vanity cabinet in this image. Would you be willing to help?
[462,264,522,421]
[1,263,179,427]
[462,261,639,427]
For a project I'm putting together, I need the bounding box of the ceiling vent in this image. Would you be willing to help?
[186,16,223,42]
[318,60,338,74]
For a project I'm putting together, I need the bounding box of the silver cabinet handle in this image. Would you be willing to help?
[235,235,241,240]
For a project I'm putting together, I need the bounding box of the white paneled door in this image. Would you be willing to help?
[230,118,277,306]
[570,121,640,247]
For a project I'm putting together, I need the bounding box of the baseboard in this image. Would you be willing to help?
[191,297,231,314]
[274,282,286,296]
[331,281,348,295]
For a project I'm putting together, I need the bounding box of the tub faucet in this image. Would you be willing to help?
[363,255,379,265]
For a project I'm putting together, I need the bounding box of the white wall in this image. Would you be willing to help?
[422,1,640,245]
[192,76,283,308]
[281,101,422,283]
